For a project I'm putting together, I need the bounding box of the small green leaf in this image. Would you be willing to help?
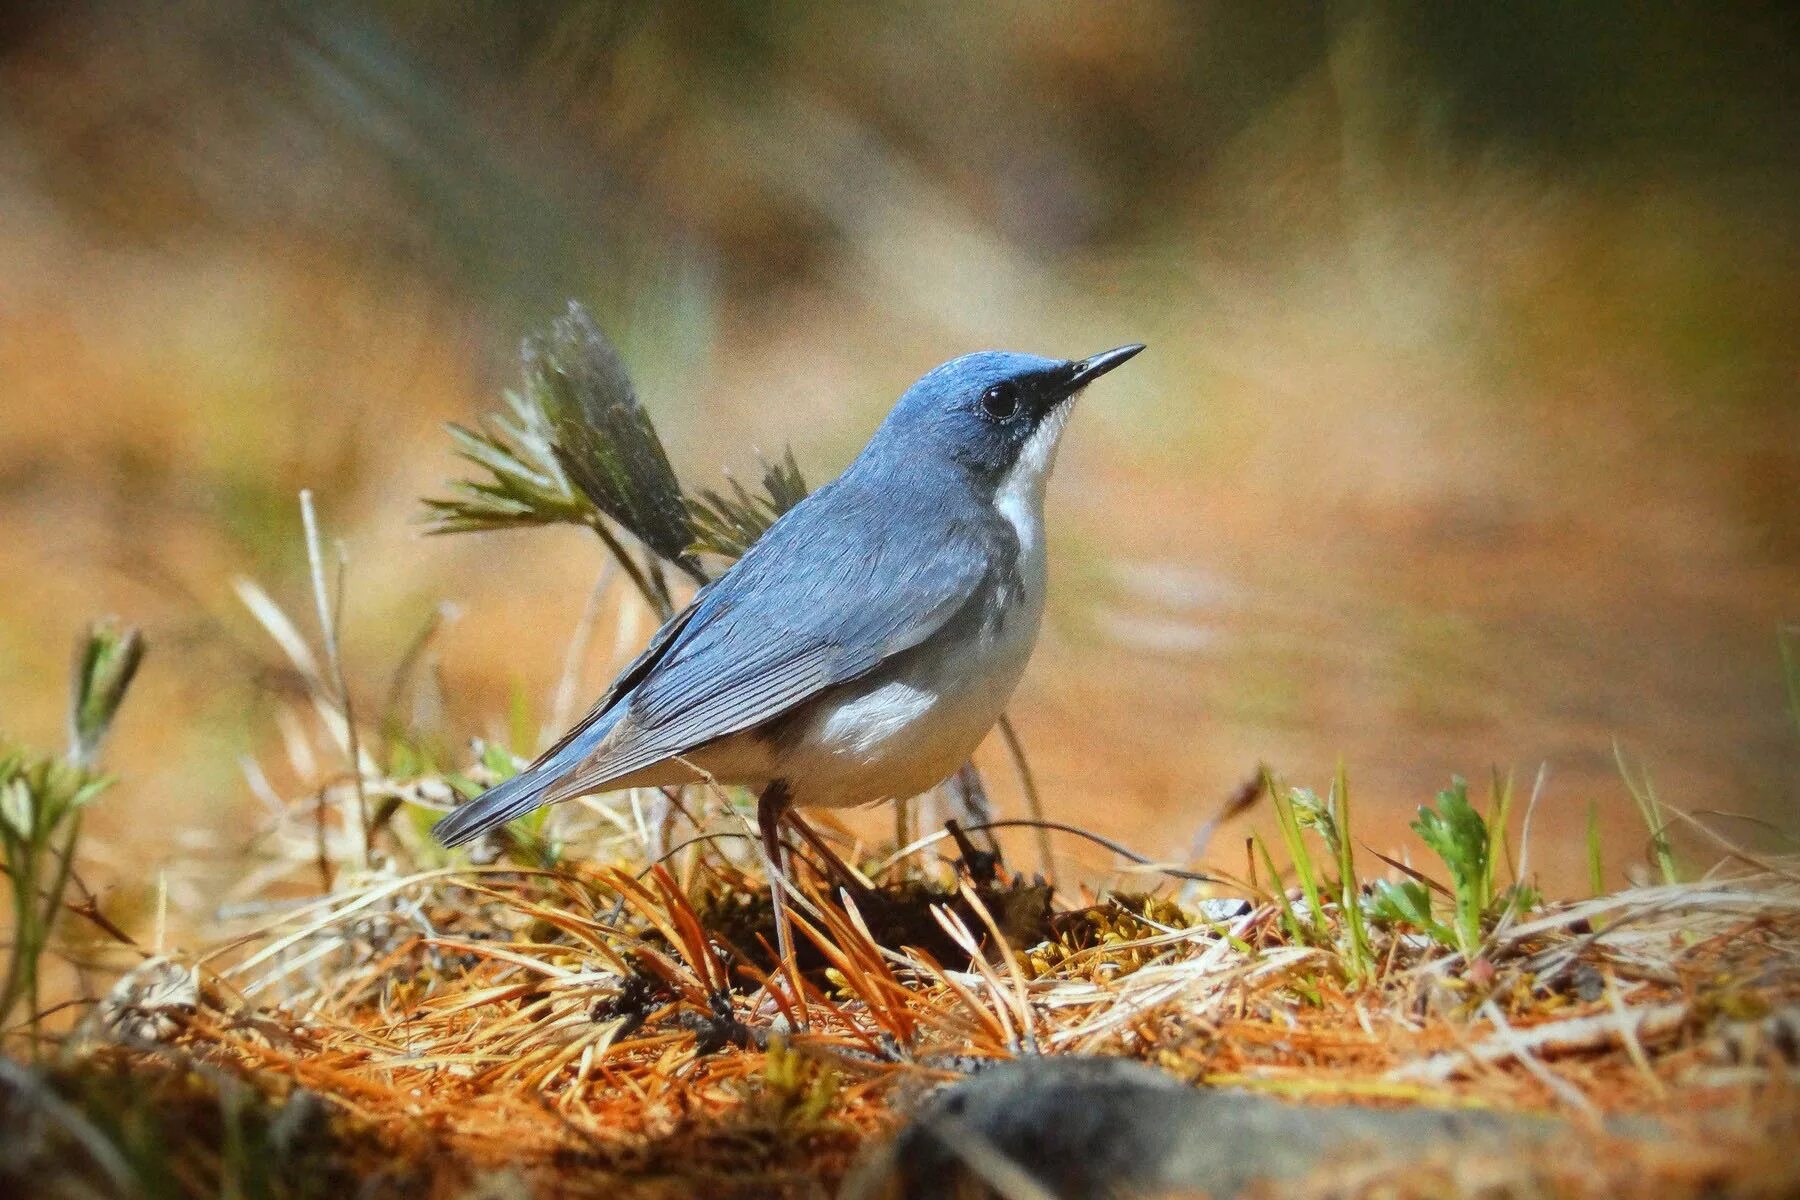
[1368,878,1432,926]
[1411,779,1489,903]
[0,775,30,841]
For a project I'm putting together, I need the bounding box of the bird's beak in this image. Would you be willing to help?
[1059,343,1146,396]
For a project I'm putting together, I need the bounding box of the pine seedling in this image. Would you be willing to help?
[422,302,810,613]
[686,448,808,560]
[421,388,599,534]
[524,304,703,586]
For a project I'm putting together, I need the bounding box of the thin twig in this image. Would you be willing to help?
[996,715,1054,884]
[1603,971,1666,1098]
[300,490,368,865]
[869,819,1213,883]
[380,601,457,737]
[550,563,616,738]
[1659,802,1800,883]
[585,515,672,621]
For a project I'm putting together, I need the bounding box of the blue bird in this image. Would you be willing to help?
[433,344,1145,869]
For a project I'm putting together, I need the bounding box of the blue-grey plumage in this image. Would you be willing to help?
[433,343,1145,850]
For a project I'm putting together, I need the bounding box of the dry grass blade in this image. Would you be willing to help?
[1394,1003,1692,1084]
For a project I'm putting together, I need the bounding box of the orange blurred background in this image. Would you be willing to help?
[2,2,1796,924]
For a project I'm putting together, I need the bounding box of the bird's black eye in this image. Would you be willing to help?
[980,383,1021,421]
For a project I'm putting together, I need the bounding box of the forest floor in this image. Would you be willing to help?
[6,780,1798,1199]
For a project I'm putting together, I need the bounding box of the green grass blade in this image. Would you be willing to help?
[1252,832,1306,944]
[1780,625,1800,739]
[1612,741,1678,885]
[1586,800,1606,897]
[1266,768,1327,941]
[1331,762,1373,983]
[1486,767,1515,901]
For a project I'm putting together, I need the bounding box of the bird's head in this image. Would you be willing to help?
[867,345,1145,499]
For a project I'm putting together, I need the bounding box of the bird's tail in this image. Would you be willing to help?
[432,708,620,848]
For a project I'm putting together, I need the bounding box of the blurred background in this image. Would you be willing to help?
[2,1,1797,918]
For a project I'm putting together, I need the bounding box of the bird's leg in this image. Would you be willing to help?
[893,797,914,863]
[757,780,791,884]
[756,781,800,1009]
[948,762,1000,855]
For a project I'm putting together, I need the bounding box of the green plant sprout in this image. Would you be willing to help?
[1367,776,1538,962]
[1278,765,1375,983]
[1,620,143,1053]
[67,620,145,770]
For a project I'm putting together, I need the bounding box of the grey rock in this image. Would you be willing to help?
[844,1056,1589,1199]
[1192,897,1254,922]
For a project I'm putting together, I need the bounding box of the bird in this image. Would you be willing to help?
[433,343,1145,874]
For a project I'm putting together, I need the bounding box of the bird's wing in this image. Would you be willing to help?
[544,478,1001,799]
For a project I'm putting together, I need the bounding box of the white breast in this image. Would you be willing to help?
[776,404,1072,808]
[779,600,1041,807]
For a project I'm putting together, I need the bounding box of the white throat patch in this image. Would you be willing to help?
[993,400,1075,557]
